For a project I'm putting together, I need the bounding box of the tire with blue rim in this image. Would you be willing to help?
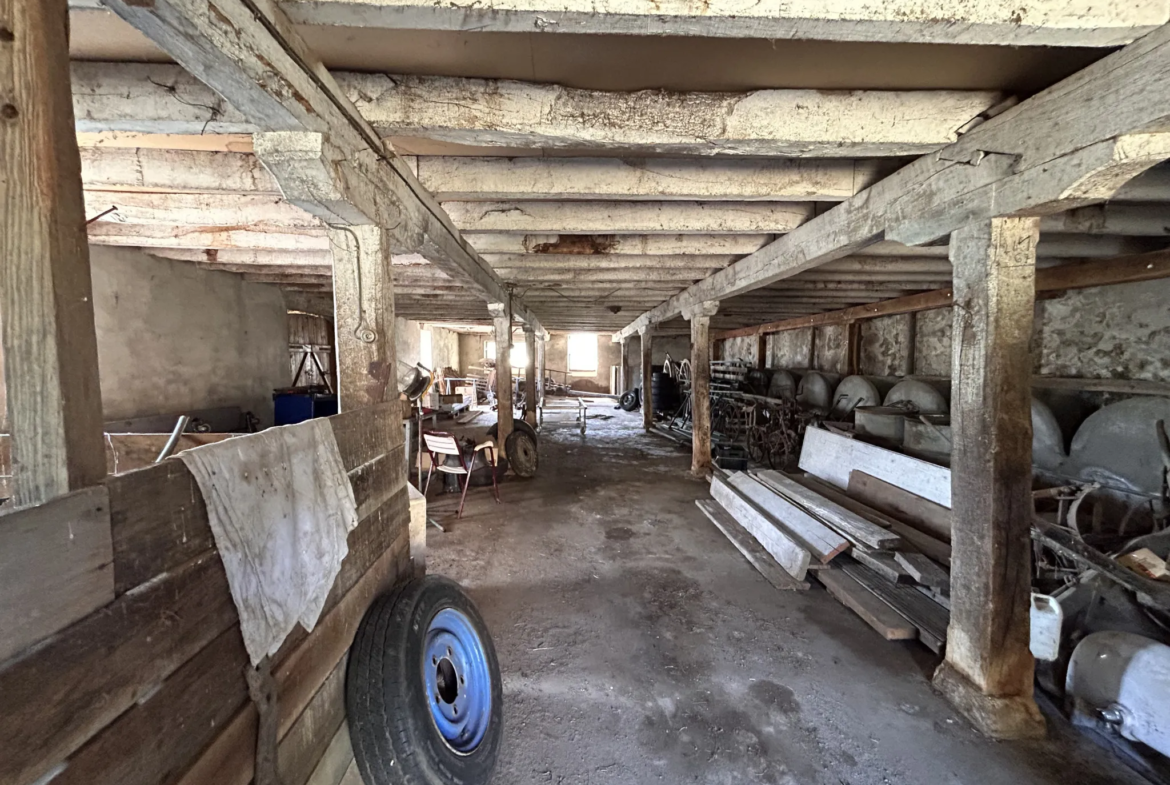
[347,576,503,785]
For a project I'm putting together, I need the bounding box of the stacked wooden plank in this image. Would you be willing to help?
[699,425,958,652]
[794,426,956,651]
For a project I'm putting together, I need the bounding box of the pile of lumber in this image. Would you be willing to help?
[697,425,956,652]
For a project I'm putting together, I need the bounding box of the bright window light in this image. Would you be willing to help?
[510,342,528,369]
[420,329,433,369]
[568,333,598,374]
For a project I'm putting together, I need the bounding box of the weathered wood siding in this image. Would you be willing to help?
[0,401,409,785]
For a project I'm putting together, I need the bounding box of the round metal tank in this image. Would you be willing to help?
[1032,398,1067,472]
[1067,631,1170,758]
[1064,397,1170,493]
[883,379,948,415]
[830,375,894,420]
[796,371,840,414]
[767,369,800,400]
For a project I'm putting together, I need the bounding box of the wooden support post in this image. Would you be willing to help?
[685,302,719,477]
[619,337,629,392]
[488,302,514,446]
[1,0,106,506]
[639,325,653,432]
[523,326,537,426]
[328,225,397,411]
[932,217,1045,739]
[536,330,547,411]
[846,320,861,376]
[756,333,768,369]
[807,328,817,371]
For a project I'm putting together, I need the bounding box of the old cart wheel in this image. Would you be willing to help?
[506,428,539,478]
[488,420,540,477]
[348,576,503,785]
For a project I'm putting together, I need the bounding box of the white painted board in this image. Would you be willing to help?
[710,476,811,581]
[727,472,849,562]
[798,426,952,508]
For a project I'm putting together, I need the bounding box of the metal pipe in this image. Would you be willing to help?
[155,415,191,463]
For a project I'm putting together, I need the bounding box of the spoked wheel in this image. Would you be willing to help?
[348,576,503,785]
[746,426,768,464]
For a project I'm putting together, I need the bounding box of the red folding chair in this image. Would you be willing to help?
[422,431,501,518]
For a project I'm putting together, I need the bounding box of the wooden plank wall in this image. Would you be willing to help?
[0,401,409,785]
[0,433,240,500]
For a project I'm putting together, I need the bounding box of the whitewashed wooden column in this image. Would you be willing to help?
[619,337,629,392]
[1,0,106,505]
[523,325,537,426]
[536,329,548,411]
[328,225,398,410]
[488,302,514,446]
[639,325,653,432]
[932,217,1045,739]
[684,301,719,476]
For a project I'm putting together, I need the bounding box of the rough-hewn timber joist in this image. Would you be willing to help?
[99,0,541,329]
[616,24,1170,340]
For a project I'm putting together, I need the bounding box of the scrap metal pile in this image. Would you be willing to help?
[648,359,820,468]
[692,376,1170,776]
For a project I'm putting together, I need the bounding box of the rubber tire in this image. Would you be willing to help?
[505,429,539,478]
[649,372,678,413]
[487,419,538,444]
[347,576,503,785]
[619,390,639,411]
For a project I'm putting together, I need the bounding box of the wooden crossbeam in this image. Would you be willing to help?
[72,62,1002,158]
[617,24,1170,340]
[715,250,1170,339]
[101,0,542,330]
[274,0,1165,47]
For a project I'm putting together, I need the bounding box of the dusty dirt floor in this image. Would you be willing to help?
[424,402,1145,785]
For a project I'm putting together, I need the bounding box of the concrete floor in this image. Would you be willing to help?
[425,404,1145,785]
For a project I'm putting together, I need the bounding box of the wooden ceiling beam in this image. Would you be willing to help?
[275,0,1166,48]
[616,25,1170,339]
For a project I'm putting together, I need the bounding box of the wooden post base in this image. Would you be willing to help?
[932,661,1046,740]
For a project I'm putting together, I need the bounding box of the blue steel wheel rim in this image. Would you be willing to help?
[423,607,492,754]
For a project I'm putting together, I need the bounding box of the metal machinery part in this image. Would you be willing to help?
[767,369,800,401]
[854,406,912,445]
[1032,397,1068,472]
[1063,397,1170,495]
[882,379,948,415]
[795,371,841,414]
[1067,631,1170,758]
[828,375,883,420]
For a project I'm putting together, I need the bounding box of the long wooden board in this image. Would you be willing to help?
[52,628,249,785]
[727,472,849,562]
[696,500,809,592]
[753,469,900,549]
[0,554,238,785]
[0,486,114,663]
[840,560,949,652]
[816,569,917,641]
[798,427,952,508]
[847,471,953,542]
[786,473,952,565]
[710,475,811,581]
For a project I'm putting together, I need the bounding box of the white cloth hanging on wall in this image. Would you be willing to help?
[179,418,358,665]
